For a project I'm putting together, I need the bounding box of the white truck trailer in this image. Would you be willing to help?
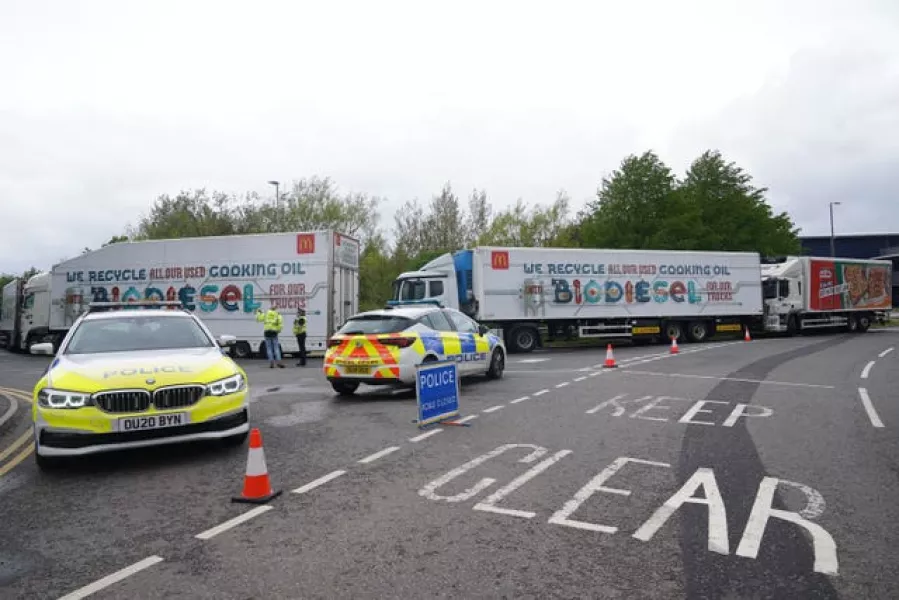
[0,278,22,348]
[390,247,765,352]
[389,248,893,353]
[760,256,893,335]
[10,230,360,357]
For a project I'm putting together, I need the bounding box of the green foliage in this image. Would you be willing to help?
[578,150,801,255]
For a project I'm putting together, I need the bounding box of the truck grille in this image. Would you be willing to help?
[153,385,206,409]
[94,390,152,413]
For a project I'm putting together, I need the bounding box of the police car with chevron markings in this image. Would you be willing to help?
[323,304,506,396]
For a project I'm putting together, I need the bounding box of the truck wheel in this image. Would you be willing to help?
[857,314,871,332]
[845,315,858,333]
[663,322,683,342]
[686,321,710,343]
[331,381,360,396]
[486,348,505,380]
[231,341,252,359]
[508,326,538,354]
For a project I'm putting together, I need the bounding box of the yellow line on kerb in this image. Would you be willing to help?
[0,387,36,476]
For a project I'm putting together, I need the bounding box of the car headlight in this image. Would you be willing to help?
[206,373,246,396]
[37,388,93,409]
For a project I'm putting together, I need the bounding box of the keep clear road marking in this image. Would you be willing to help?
[860,361,876,379]
[410,429,443,442]
[358,446,401,464]
[879,347,894,358]
[57,556,165,600]
[195,506,273,540]
[858,388,885,428]
[621,370,835,389]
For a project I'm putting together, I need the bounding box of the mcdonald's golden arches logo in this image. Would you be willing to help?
[297,233,316,254]
[491,250,510,270]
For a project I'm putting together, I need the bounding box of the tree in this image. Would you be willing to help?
[577,149,800,254]
[422,182,466,253]
[465,188,492,245]
[481,190,575,247]
[133,189,238,240]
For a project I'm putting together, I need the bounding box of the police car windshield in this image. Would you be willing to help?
[337,315,414,335]
[65,315,215,354]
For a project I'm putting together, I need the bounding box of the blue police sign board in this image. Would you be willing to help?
[416,360,460,427]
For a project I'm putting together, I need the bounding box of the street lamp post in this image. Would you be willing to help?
[267,180,280,207]
[829,201,841,257]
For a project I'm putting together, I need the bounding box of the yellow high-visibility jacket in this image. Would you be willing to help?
[293,316,307,335]
[256,309,283,333]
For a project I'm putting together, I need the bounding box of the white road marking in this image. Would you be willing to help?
[483,405,505,413]
[586,394,643,415]
[510,396,530,404]
[621,370,835,389]
[736,477,838,575]
[555,382,570,388]
[0,393,18,429]
[533,389,549,396]
[879,347,894,358]
[633,468,729,554]
[409,429,443,442]
[573,376,587,382]
[860,361,875,379]
[195,506,273,540]
[588,371,603,377]
[858,388,885,428]
[721,403,773,427]
[452,415,478,424]
[292,469,347,494]
[549,457,671,533]
[358,446,401,464]
[473,450,573,518]
[517,358,550,363]
[57,555,165,600]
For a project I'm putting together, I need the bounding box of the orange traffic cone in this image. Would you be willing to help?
[670,336,679,354]
[232,428,282,504]
[744,327,752,342]
[603,344,618,368]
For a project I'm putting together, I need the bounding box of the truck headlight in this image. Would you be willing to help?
[206,373,246,396]
[37,388,93,409]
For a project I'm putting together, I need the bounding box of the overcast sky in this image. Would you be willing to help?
[2,0,898,274]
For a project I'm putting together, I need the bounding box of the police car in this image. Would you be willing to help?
[323,304,506,395]
[29,301,250,470]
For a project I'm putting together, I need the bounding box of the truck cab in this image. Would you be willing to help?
[18,272,53,351]
[390,250,477,317]
[760,258,804,333]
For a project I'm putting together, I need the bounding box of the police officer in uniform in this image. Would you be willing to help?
[293,308,307,366]
[255,306,286,368]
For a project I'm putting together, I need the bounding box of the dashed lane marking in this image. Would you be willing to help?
[292,470,347,494]
[573,376,587,382]
[358,446,401,464]
[555,382,570,388]
[860,361,875,379]
[195,506,273,540]
[858,388,885,428]
[57,555,165,600]
[510,396,530,404]
[410,429,443,442]
[452,415,478,424]
[879,347,894,358]
[533,389,549,396]
[620,370,835,389]
[483,405,505,413]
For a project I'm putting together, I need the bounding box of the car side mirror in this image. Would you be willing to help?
[478,324,490,335]
[217,334,237,347]
[30,342,55,356]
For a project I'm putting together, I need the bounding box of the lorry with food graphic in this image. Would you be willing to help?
[760,256,892,335]
[9,230,359,357]
[390,247,892,353]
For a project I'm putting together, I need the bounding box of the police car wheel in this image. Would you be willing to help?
[487,349,505,379]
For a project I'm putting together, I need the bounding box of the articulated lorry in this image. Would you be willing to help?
[0,278,23,348]
[5,230,360,357]
[389,247,892,353]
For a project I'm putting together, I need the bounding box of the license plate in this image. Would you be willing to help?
[344,366,371,375]
[116,412,189,432]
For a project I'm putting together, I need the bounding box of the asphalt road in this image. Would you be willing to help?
[1,330,898,599]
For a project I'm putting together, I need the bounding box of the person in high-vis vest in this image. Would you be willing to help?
[255,307,286,368]
[293,309,307,367]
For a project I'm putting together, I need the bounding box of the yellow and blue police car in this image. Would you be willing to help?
[29,301,250,470]
[323,304,506,396]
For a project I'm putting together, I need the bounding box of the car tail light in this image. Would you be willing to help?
[381,337,415,348]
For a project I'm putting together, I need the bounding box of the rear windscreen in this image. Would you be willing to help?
[336,316,414,335]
